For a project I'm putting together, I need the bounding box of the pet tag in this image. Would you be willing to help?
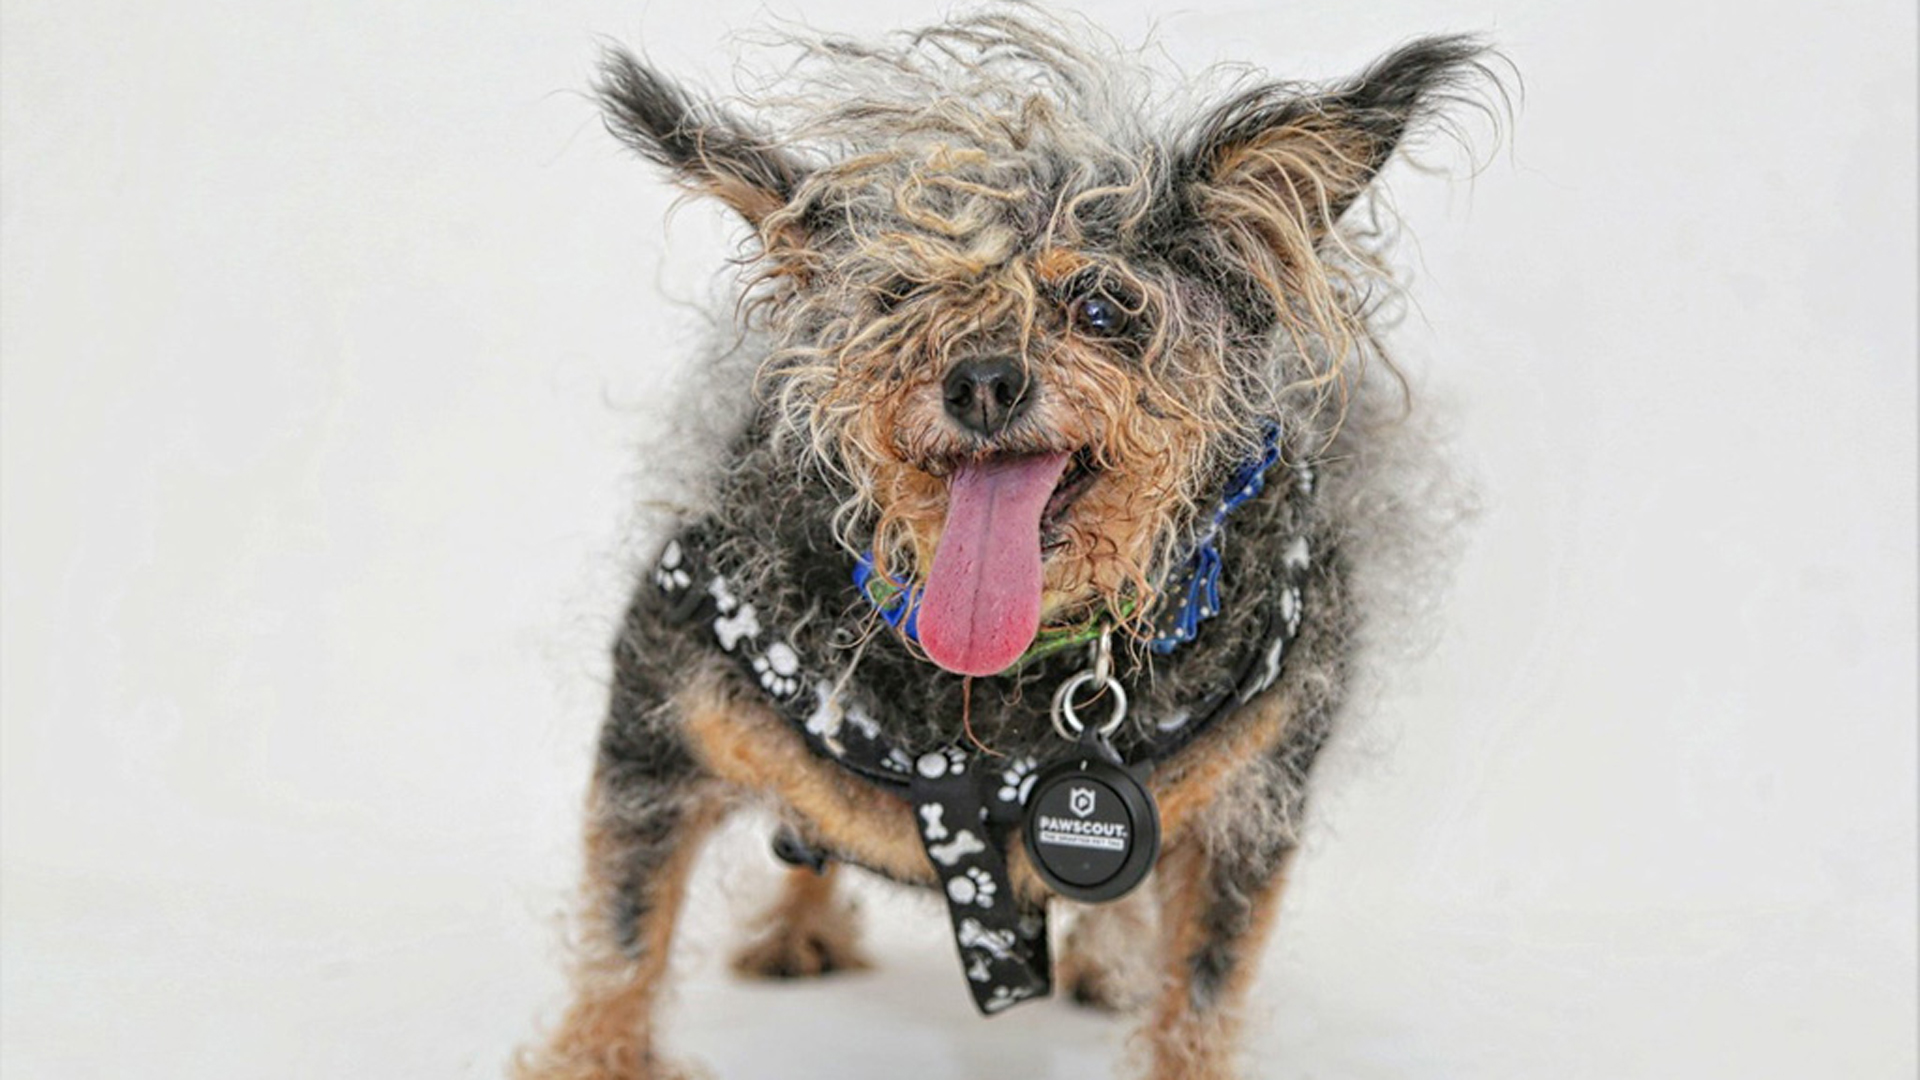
[1023,670,1160,903]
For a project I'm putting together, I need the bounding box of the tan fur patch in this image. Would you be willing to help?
[1031,245,1092,284]
[677,678,934,886]
[1148,688,1293,838]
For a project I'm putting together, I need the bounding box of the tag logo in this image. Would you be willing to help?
[1068,787,1097,818]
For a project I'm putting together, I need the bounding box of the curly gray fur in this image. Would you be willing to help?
[525,11,1502,1076]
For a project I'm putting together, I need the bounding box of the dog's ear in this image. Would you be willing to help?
[596,47,806,231]
[1179,35,1491,241]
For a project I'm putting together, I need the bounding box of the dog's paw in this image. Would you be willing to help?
[1056,951,1142,1013]
[731,904,871,980]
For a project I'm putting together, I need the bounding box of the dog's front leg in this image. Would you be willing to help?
[517,729,731,1080]
[1140,831,1298,1080]
[1059,889,1160,1012]
[732,862,871,979]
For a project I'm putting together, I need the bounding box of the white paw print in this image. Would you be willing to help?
[652,541,691,591]
[752,642,800,697]
[946,866,997,909]
[996,757,1039,805]
[916,747,968,779]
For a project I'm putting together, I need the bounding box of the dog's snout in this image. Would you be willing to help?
[942,357,1031,437]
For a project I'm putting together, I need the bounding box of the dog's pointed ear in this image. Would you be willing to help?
[1179,35,1491,240]
[596,47,807,233]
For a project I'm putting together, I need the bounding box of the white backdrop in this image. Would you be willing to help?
[3,2,1914,1078]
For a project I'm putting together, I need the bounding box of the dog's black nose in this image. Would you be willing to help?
[943,357,1031,437]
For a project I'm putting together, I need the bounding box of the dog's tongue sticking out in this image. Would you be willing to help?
[917,452,1072,676]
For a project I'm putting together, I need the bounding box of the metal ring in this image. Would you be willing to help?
[1050,670,1129,741]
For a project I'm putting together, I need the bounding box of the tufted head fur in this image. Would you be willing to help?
[597,9,1498,677]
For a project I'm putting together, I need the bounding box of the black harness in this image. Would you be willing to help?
[651,445,1314,1015]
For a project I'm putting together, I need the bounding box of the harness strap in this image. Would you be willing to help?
[909,751,1052,1013]
[654,534,1057,1011]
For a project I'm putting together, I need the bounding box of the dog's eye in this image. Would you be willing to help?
[1069,294,1132,337]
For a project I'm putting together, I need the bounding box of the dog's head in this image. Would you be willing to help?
[599,13,1492,675]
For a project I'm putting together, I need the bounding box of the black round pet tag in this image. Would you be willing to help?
[1023,738,1161,904]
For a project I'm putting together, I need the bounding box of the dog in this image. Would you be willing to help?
[519,11,1495,1079]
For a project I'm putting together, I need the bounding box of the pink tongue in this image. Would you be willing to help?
[917,452,1072,676]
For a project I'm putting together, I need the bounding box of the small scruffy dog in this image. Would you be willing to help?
[521,10,1493,1079]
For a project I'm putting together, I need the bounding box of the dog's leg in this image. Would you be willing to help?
[1058,889,1160,1012]
[731,862,871,979]
[1139,832,1298,1080]
[517,748,730,1080]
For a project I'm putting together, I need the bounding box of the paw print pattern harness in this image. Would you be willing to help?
[651,426,1314,1015]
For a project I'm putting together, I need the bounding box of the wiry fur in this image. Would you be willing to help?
[521,9,1501,1080]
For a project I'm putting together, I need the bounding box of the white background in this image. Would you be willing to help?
[3,1,1914,1077]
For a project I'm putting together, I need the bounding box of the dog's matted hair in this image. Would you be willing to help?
[601,10,1493,629]
[521,8,1505,1079]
